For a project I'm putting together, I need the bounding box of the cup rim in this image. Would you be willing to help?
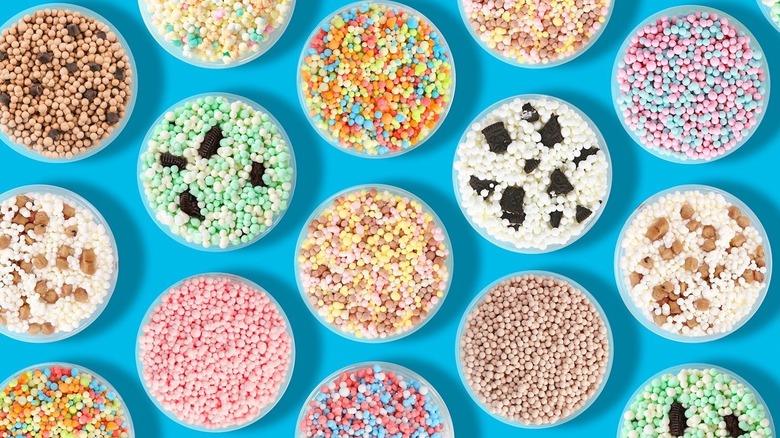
[0,184,119,343]
[455,270,614,429]
[135,272,296,433]
[452,93,613,254]
[137,92,297,252]
[0,3,138,163]
[611,5,771,164]
[613,184,773,343]
[296,0,457,158]
[294,183,454,343]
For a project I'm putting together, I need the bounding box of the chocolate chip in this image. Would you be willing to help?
[160,152,187,168]
[469,176,497,199]
[547,169,574,195]
[179,191,204,220]
[199,125,223,158]
[37,52,53,64]
[67,23,81,37]
[669,402,687,437]
[250,162,266,187]
[575,206,593,223]
[573,147,600,167]
[0,92,10,106]
[114,67,125,81]
[65,62,79,73]
[83,89,97,101]
[500,186,525,214]
[47,129,60,140]
[29,83,43,97]
[481,122,512,154]
[723,414,745,437]
[524,159,540,173]
[521,103,539,122]
[501,211,526,229]
[97,31,107,40]
[550,210,563,228]
[89,62,102,72]
[106,112,119,125]
[539,114,564,148]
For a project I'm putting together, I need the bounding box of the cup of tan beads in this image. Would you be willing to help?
[0,4,136,162]
[616,185,771,342]
[0,185,118,342]
[457,271,613,428]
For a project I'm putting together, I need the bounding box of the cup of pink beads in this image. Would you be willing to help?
[136,273,295,432]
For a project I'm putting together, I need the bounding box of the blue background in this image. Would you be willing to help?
[0,0,778,436]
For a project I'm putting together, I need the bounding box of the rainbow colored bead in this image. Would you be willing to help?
[300,2,454,156]
[0,365,131,438]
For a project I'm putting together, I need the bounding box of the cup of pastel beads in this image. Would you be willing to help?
[138,92,296,251]
[453,94,612,253]
[136,273,295,432]
[138,0,295,68]
[0,185,118,343]
[615,185,771,343]
[298,362,454,437]
[0,362,134,437]
[0,4,137,162]
[457,271,613,428]
[758,0,780,31]
[295,184,452,343]
[613,6,770,163]
[619,364,774,438]
[298,1,456,158]
[458,0,614,68]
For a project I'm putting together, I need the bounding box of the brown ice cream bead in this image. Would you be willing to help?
[65,225,78,237]
[646,217,669,241]
[74,287,89,302]
[18,303,30,320]
[728,206,742,219]
[701,239,716,252]
[730,234,746,247]
[34,280,47,295]
[640,256,654,269]
[40,322,55,335]
[43,289,59,304]
[62,203,75,219]
[686,220,701,231]
[0,234,10,249]
[629,272,643,287]
[27,323,42,335]
[701,225,717,239]
[671,240,683,255]
[695,298,711,311]
[680,203,695,219]
[684,257,699,272]
[737,216,751,228]
[32,254,47,269]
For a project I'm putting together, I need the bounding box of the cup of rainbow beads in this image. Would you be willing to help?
[298,1,456,157]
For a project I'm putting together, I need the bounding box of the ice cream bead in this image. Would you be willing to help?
[299,1,455,157]
[0,364,132,437]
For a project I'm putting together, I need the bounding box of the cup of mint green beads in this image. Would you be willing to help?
[138,93,296,251]
[619,364,773,438]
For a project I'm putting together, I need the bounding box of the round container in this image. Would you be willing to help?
[456,270,614,429]
[612,6,771,164]
[297,361,454,437]
[453,94,613,254]
[295,184,453,343]
[0,362,135,437]
[136,273,295,433]
[297,1,457,158]
[618,364,775,438]
[758,0,780,32]
[138,0,296,68]
[458,0,614,68]
[0,184,119,343]
[137,92,296,252]
[615,185,772,343]
[0,3,138,163]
